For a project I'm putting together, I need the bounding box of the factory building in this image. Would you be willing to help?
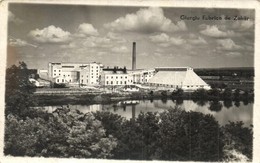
[129,69,156,84]
[48,62,103,85]
[148,67,211,91]
[100,67,130,86]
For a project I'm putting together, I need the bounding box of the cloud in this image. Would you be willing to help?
[140,52,149,56]
[9,38,38,48]
[107,32,126,43]
[216,39,243,50]
[225,52,242,57]
[104,7,187,33]
[28,25,71,43]
[200,25,235,38]
[188,36,207,45]
[8,11,23,24]
[149,33,185,47]
[82,36,112,48]
[149,33,169,43]
[60,42,77,49]
[9,38,28,47]
[232,20,254,31]
[75,23,99,37]
[111,46,129,53]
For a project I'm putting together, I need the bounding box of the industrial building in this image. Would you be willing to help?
[148,67,211,91]
[41,42,210,91]
[129,69,156,84]
[48,62,103,86]
[100,67,130,86]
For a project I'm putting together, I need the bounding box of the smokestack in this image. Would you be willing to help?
[132,42,136,70]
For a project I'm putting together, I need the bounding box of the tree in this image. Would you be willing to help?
[222,88,232,100]
[5,108,118,158]
[172,88,184,98]
[157,107,224,161]
[5,62,37,117]
[110,112,160,160]
[192,88,208,99]
[222,121,252,160]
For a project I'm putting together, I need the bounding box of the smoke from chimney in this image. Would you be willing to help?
[132,42,136,70]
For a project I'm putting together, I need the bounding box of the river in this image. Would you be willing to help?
[40,99,253,127]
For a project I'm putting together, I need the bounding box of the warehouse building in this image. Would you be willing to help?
[148,67,211,91]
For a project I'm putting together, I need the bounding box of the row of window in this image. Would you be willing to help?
[106,81,127,85]
[106,76,128,79]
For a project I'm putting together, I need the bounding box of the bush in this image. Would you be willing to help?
[192,88,208,99]
[53,83,67,88]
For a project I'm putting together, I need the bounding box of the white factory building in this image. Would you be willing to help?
[129,69,156,84]
[48,62,103,86]
[100,67,130,86]
[148,67,211,91]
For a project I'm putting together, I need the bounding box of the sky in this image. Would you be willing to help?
[7,3,255,70]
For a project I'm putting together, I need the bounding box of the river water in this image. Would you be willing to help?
[41,100,253,127]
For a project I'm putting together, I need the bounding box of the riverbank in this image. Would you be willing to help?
[33,88,254,106]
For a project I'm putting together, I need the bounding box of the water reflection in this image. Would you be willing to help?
[234,100,241,108]
[223,100,233,108]
[208,101,223,112]
[40,100,253,127]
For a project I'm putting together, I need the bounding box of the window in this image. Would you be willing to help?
[54,70,56,72]
[59,74,60,76]
[125,76,127,79]
[124,81,127,84]
[57,79,59,82]
[96,70,98,72]
[54,74,56,76]
[120,81,122,84]
[116,76,118,79]
[59,70,61,72]
[116,81,118,84]
[121,76,123,79]
[111,81,113,84]
[107,81,109,85]
[62,79,64,82]
[92,76,93,78]
[111,76,113,79]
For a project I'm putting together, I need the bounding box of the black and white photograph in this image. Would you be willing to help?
[1,0,258,162]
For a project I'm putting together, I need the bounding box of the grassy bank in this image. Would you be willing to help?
[33,88,254,106]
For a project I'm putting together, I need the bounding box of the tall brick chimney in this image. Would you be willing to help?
[132,42,136,70]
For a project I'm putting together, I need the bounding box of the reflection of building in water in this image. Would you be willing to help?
[88,104,102,112]
[132,105,136,121]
